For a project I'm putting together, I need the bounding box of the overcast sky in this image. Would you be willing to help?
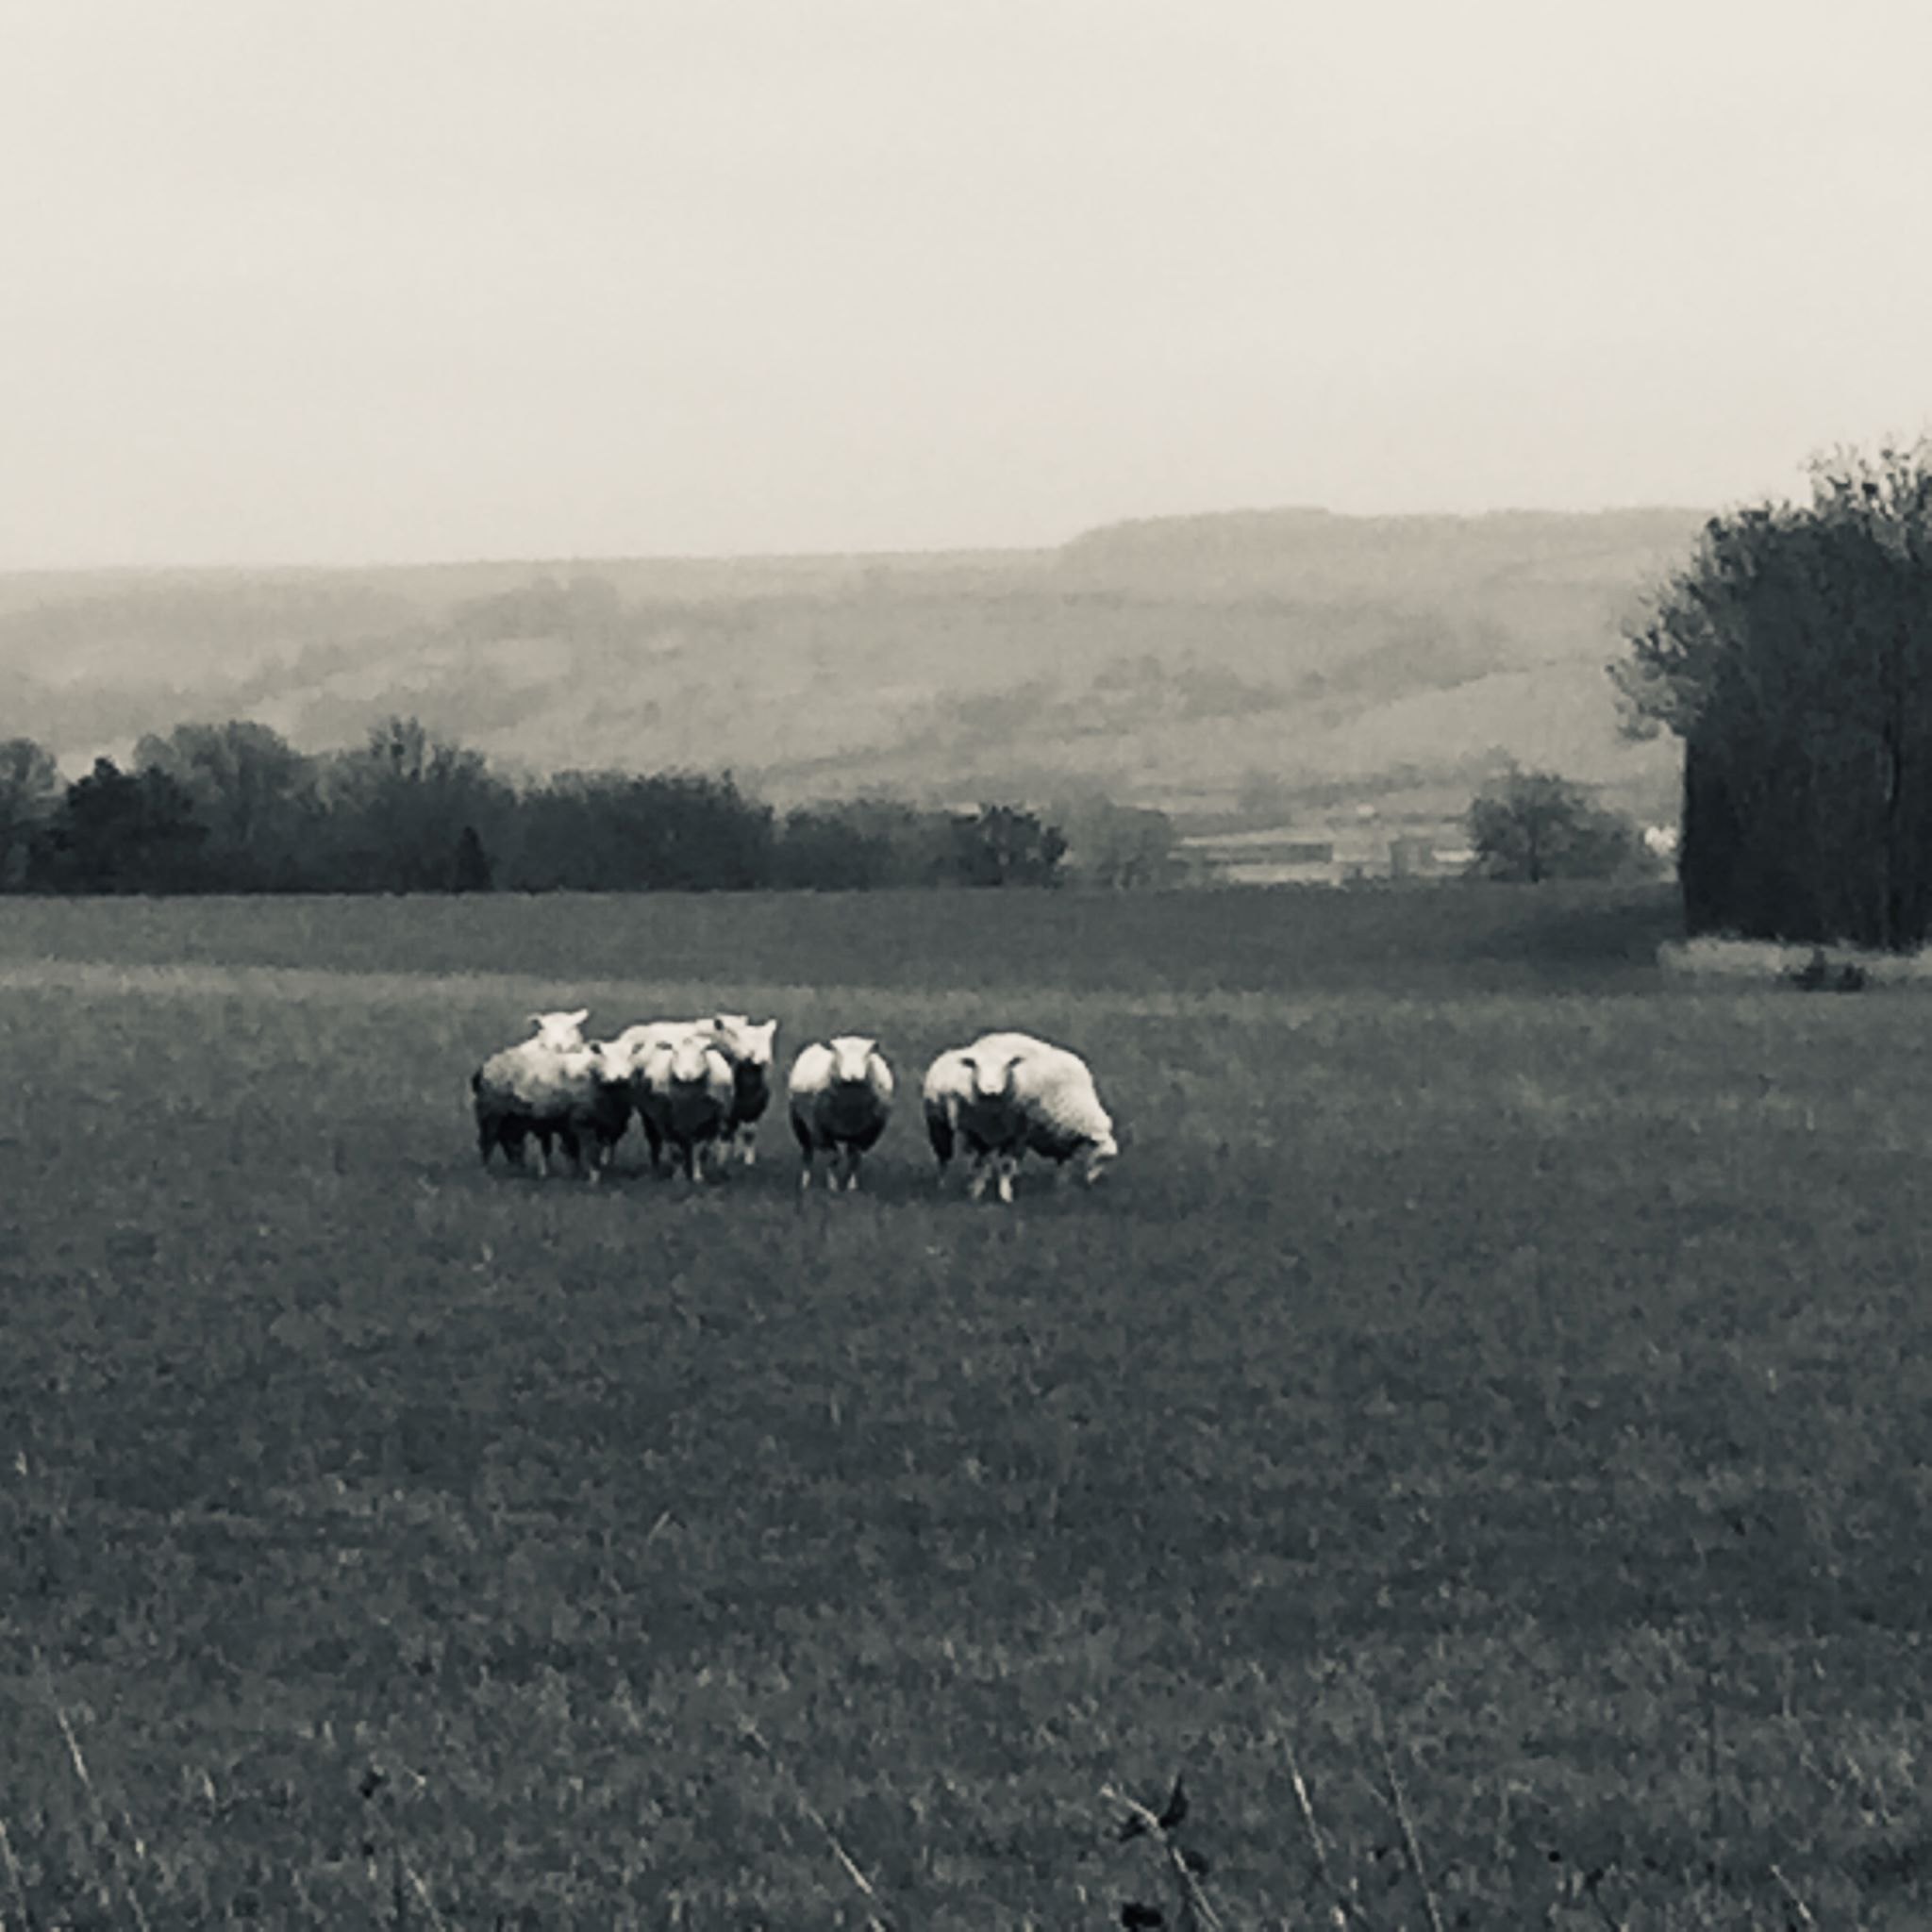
[5,0,1929,568]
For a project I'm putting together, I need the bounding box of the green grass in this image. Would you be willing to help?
[3,883,1931,1926]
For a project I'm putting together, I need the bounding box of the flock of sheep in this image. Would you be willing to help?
[470,1008,1120,1205]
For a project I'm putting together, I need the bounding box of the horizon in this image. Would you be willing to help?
[0,495,1721,582]
[8,3,1927,573]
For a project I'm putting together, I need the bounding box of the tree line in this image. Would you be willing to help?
[0,716,1183,894]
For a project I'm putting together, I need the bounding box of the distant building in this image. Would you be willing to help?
[1178,821,1472,887]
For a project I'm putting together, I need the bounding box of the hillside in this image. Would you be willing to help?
[0,508,1705,827]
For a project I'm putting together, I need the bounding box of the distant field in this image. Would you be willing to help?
[4,884,1932,1926]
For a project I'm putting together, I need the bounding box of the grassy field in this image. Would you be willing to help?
[3,882,1931,1927]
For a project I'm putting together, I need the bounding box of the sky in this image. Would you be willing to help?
[5,0,1931,569]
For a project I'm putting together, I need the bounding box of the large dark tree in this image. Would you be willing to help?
[1614,441,1932,947]
[29,758,210,892]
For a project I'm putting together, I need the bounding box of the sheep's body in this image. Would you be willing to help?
[572,1039,639,1176]
[632,1029,737,1181]
[705,1014,778,1167]
[788,1037,893,1191]
[603,1021,707,1174]
[473,1008,606,1178]
[923,1031,1116,1203]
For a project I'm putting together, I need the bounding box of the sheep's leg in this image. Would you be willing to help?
[843,1147,862,1193]
[966,1153,990,1203]
[994,1152,1017,1206]
[797,1146,815,1192]
[741,1124,758,1169]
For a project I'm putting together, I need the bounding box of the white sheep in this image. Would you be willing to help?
[922,1031,1117,1204]
[788,1036,894,1192]
[600,1020,707,1174]
[631,1027,737,1181]
[472,1008,609,1179]
[704,1013,779,1167]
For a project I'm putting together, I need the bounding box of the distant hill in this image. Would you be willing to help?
[0,507,1706,829]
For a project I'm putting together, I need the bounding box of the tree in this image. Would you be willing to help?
[1050,794,1179,889]
[946,804,1068,887]
[505,770,774,891]
[132,720,316,889]
[1466,769,1636,883]
[28,758,209,892]
[318,716,511,891]
[0,738,60,889]
[449,824,494,892]
[1614,441,1932,946]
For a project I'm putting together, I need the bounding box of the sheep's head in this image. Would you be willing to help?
[962,1050,1022,1101]
[826,1036,879,1087]
[526,1008,591,1052]
[1079,1126,1120,1186]
[665,1032,717,1087]
[588,1039,636,1087]
[711,1014,777,1068]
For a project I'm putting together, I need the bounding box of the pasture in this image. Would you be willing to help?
[2,883,1930,1927]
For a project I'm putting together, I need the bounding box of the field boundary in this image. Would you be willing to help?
[1658,936,1932,986]
[0,956,1346,1027]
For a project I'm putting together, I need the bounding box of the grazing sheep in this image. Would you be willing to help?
[632,1028,737,1181]
[472,1008,604,1178]
[788,1036,894,1192]
[704,1013,779,1168]
[922,1031,1117,1204]
[1009,1040,1118,1188]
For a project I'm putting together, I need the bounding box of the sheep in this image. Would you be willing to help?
[922,1038,1029,1204]
[1009,1039,1119,1188]
[600,1021,707,1174]
[472,1008,607,1178]
[923,1031,1117,1204]
[788,1036,894,1191]
[631,1027,737,1181]
[703,1013,779,1168]
[573,1035,641,1177]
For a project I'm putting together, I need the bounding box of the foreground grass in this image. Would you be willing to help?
[2,886,1930,1925]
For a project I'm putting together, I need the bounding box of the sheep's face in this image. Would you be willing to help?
[666,1034,716,1086]
[1080,1130,1120,1185]
[826,1036,878,1087]
[963,1051,1021,1100]
[588,1041,634,1088]
[527,1008,591,1052]
[712,1015,777,1068]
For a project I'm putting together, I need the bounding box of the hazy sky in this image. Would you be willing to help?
[6,0,1930,568]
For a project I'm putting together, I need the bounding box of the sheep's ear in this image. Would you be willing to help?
[568,1008,590,1027]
